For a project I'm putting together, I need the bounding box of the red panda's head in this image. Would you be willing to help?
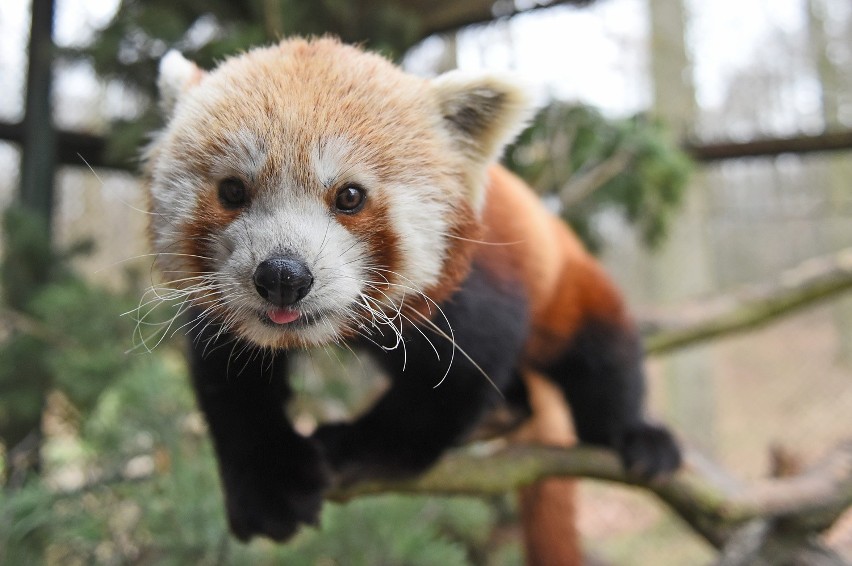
[145,38,534,349]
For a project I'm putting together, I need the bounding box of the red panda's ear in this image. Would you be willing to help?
[432,71,536,166]
[157,50,205,117]
[432,71,537,208]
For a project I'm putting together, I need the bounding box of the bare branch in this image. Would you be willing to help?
[415,0,594,39]
[641,248,852,355]
[684,129,852,162]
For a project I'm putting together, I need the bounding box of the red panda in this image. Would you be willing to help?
[145,37,680,562]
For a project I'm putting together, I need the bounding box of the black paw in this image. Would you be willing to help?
[220,437,330,542]
[618,423,682,481]
[312,422,372,486]
[313,422,437,487]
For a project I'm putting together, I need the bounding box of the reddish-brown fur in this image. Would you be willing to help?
[478,165,631,365]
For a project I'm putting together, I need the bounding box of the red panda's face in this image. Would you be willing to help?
[145,39,533,349]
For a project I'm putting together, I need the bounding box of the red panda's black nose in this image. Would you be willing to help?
[253,257,314,307]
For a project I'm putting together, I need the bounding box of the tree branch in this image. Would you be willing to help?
[413,0,594,39]
[684,129,852,162]
[641,247,852,355]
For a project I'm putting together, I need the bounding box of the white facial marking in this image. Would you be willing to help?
[209,128,269,182]
[383,185,449,293]
[148,128,270,275]
[312,135,356,187]
[212,188,368,346]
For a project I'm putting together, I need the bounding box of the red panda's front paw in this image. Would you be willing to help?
[220,439,330,541]
[225,482,324,542]
[312,422,373,486]
[313,422,439,487]
[618,423,682,482]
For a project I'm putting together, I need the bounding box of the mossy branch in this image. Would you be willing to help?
[328,440,852,555]
[55,437,851,561]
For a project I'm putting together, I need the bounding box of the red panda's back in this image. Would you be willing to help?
[479,165,630,367]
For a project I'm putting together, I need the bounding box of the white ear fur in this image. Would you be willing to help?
[157,50,204,117]
[432,70,537,166]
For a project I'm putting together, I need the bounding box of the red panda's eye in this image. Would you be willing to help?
[218,178,248,209]
[335,184,366,213]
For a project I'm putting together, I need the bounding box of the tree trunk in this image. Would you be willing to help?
[807,0,852,366]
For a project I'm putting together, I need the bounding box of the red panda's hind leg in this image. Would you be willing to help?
[542,317,682,480]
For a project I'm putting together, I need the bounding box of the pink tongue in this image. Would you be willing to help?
[268,308,300,325]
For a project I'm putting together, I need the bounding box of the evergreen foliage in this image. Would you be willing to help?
[506,103,692,251]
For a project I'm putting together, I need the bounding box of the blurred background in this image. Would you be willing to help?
[0,0,850,564]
